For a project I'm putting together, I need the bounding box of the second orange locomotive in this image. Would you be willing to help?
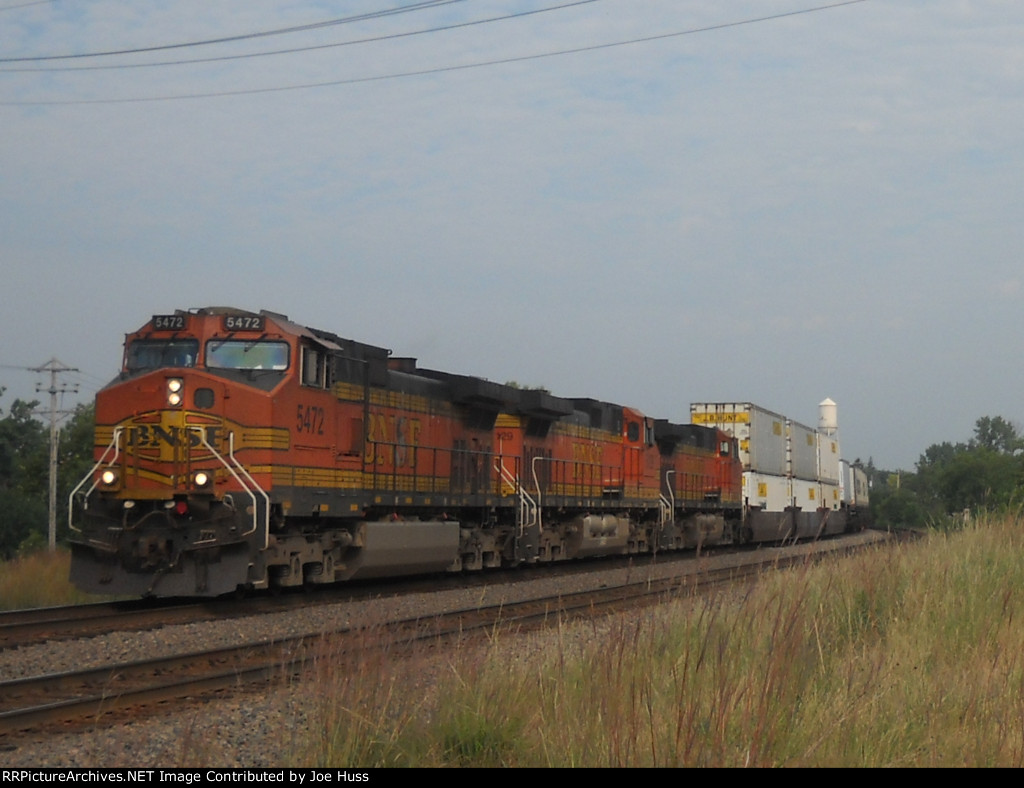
[69,307,742,597]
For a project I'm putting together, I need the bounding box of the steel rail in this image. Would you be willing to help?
[0,532,891,737]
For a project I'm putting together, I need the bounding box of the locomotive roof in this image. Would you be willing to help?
[411,368,575,420]
[176,310,634,427]
[653,419,720,451]
[174,308,393,362]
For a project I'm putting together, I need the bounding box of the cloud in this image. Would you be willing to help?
[3,1,1024,469]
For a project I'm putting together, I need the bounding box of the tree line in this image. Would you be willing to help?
[0,389,94,558]
[1,385,1021,557]
[866,415,1024,529]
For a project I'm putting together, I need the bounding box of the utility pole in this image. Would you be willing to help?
[32,358,79,551]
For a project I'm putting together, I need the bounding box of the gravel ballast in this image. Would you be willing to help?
[2,532,888,767]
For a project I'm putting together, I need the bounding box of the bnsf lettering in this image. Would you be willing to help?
[572,442,602,464]
[365,414,421,467]
[127,426,221,448]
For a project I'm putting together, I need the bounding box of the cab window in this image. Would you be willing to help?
[301,346,327,388]
[206,340,289,370]
[126,339,199,371]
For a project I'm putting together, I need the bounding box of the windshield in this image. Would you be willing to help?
[126,339,199,371]
[206,340,289,370]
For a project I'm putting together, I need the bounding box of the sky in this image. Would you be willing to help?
[1,0,1022,471]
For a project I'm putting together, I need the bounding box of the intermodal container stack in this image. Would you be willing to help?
[690,400,849,540]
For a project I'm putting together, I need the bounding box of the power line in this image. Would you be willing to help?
[66,369,109,392]
[2,361,102,394]
[0,0,58,12]
[0,0,872,106]
[0,0,468,62]
[0,0,602,74]
[30,358,79,552]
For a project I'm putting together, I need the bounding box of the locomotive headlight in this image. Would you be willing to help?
[100,468,119,487]
[167,378,184,407]
[193,471,211,489]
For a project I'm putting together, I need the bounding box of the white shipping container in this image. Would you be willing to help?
[840,460,870,507]
[691,403,787,476]
[853,466,870,507]
[742,472,791,512]
[788,420,818,481]
[819,481,841,511]
[791,478,819,509]
[817,433,841,483]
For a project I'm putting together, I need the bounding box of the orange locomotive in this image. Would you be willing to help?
[68,308,743,597]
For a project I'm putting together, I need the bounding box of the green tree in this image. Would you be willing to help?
[0,394,95,557]
[872,485,929,529]
[917,440,967,470]
[56,402,95,545]
[908,416,1024,524]
[971,415,1022,455]
[0,395,48,558]
[0,397,45,487]
[870,415,1024,531]
[0,488,47,558]
[938,448,1021,511]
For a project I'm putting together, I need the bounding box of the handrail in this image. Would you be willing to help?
[67,426,124,534]
[495,456,537,536]
[188,427,270,548]
[530,455,551,533]
[661,469,676,527]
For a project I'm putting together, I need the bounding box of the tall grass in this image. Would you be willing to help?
[297,511,1024,767]
[0,549,104,609]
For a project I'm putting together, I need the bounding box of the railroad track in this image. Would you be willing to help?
[0,600,203,650]
[0,544,742,649]
[0,530,891,737]
[0,572,516,649]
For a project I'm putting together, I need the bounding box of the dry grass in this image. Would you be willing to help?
[296,511,1024,767]
[0,549,105,609]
